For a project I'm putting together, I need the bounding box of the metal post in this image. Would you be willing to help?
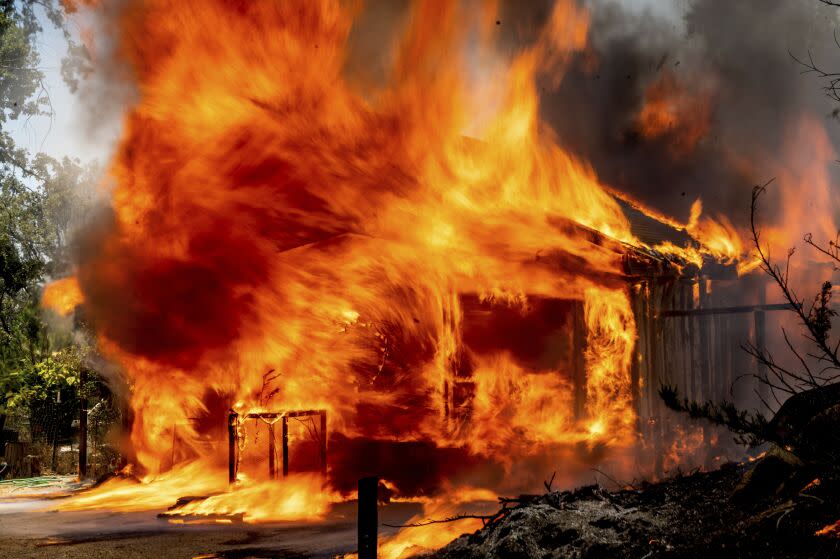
[268,423,276,480]
[358,476,378,559]
[281,415,289,477]
[228,412,238,484]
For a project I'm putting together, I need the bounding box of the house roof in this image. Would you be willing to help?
[618,199,695,248]
[615,199,739,281]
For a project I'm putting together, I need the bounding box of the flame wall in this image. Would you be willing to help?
[58,0,646,501]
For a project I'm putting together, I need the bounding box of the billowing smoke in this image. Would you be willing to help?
[539,0,840,229]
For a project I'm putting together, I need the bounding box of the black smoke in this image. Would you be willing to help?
[536,0,840,226]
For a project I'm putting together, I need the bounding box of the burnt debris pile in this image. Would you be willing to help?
[430,460,840,559]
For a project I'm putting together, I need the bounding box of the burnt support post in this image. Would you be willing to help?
[228,411,238,484]
[319,410,328,477]
[358,476,379,559]
[281,415,289,477]
[78,369,88,479]
[443,380,450,421]
[629,286,642,433]
[268,422,276,480]
[571,299,587,421]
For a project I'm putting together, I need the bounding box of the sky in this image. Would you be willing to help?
[7,6,121,165]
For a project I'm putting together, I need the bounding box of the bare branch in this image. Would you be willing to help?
[384,514,496,528]
[544,471,557,492]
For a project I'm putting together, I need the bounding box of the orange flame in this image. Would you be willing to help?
[636,71,713,156]
[662,424,706,474]
[816,520,840,538]
[685,200,743,264]
[59,0,656,546]
[609,190,745,267]
[758,117,839,263]
[379,511,484,559]
[58,463,336,523]
[724,115,840,281]
[41,276,84,316]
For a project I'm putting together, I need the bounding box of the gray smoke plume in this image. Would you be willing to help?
[538,0,840,227]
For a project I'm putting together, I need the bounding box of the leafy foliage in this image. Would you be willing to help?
[808,281,835,346]
[0,2,100,420]
[4,345,90,410]
[659,385,771,447]
[0,1,46,125]
[0,152,97,412]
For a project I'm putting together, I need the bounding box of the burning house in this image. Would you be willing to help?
[38,0,769,500]
[15,0,840,557]
[55,187,773,500]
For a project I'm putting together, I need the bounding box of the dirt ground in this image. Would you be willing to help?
[0,495,422,559]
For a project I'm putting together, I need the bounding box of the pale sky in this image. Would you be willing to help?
[7,7,120,165]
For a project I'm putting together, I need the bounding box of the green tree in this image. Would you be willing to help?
[0,2,99,458]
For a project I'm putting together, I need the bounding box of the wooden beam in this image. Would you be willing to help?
[282,416,289,478]
[268,423,276,480]
[320,411,327,477]
[245,409,323,419]
[658,303,792,318]
[231,409,327,480]
[697,279,713,470]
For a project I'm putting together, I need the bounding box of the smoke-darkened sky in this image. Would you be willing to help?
[544,0,840,227]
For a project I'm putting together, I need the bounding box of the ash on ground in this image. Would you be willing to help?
[428,455,840,559]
